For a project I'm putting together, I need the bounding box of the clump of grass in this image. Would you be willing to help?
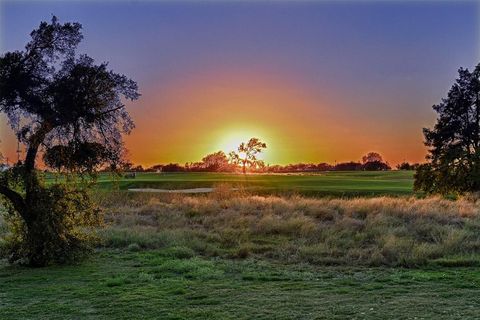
[105,276,131,287]
[127,243,141,252]
[151,258,223,280]
[160,246,195,259]
[100,193,480,267]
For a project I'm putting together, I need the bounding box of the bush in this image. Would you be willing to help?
[0,184,102,266]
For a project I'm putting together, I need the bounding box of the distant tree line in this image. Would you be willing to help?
[396,162,420,171]
[119,151,403,173]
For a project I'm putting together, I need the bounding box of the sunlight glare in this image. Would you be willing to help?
[215,128,269,160]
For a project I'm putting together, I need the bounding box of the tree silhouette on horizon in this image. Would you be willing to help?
[229,138,267,174]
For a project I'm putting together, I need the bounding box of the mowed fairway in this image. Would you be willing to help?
[49,171,415,196]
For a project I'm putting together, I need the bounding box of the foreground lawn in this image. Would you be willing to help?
[1,250,479,319]
[2,193,480,319]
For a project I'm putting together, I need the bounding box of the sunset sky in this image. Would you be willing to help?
[1,1,479,166]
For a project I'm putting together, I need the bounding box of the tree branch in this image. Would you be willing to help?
[95,105,124,118]
[0,185,27,218]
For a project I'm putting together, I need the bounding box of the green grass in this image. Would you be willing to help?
[4,172,479,319]
[45,170,415,197]
[1,250,480,319]
[96,193,480,267]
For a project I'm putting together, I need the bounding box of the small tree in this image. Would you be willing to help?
[362,152,383,164]
[414,64,480,194]
[229,138,267,174]
[0,17,139,266]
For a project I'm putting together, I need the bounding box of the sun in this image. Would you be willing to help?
[215,128,269,160]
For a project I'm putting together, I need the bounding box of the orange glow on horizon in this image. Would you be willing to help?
[0,68,431,167]
[120,68,430,167]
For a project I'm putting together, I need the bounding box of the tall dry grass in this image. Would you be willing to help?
[98,190,480,267]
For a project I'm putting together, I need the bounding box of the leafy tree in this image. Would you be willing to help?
[162,163,185,172]
[202,151,229,171]
[317,163,334,171]
[0,17,139,266]
[362,152,383,164]
[334,162,363,171]
[414,64,480,194]
[396,162,419,170]
[362,160,390,171]
[132,165,144,172]
[229,138,267,174]
[360,152,390,171]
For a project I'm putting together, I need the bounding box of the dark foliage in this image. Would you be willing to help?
[396,162,420,170]
[1,183,102,266]
[229,138,267,174]
[362,152,383,164]
[334,162,363,171]
[0,17,139,266]
[415,64,480,194]
[362,160,391,171]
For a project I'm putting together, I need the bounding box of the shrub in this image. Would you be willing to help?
[0,184,102,266]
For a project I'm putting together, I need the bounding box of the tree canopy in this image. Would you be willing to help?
[362,152,383,164]
[201,151,230,172]
[0,17,139,266]
[228,138,267,174]
[414,63,480,194]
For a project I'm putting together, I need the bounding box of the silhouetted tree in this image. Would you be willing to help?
[202,151,229,171]
[396,162,419,170]
[162,163,185,172]
[317,163,334,171]
[121,161,134,172]
[43,142,110,173]
[132,165,144,172]
[362,152,383,164]
[229,138,267,174]
[362,160,390,171]
[148,164,164,172]
[0,17,139,266]
[334,162,363,171]
[414,64,480,194]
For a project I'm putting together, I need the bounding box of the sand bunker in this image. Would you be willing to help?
[128,188,214,193]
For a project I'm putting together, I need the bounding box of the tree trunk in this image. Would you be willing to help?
[0,122,53,265]
[21,122,52,228]
[24,122,52,200]
[0,185,27,219]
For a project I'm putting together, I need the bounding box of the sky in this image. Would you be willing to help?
[0,0,479,166]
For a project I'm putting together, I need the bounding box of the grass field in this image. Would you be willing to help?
[46,170,415,197]
[2,250,480,319]
[3,171,480,319]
